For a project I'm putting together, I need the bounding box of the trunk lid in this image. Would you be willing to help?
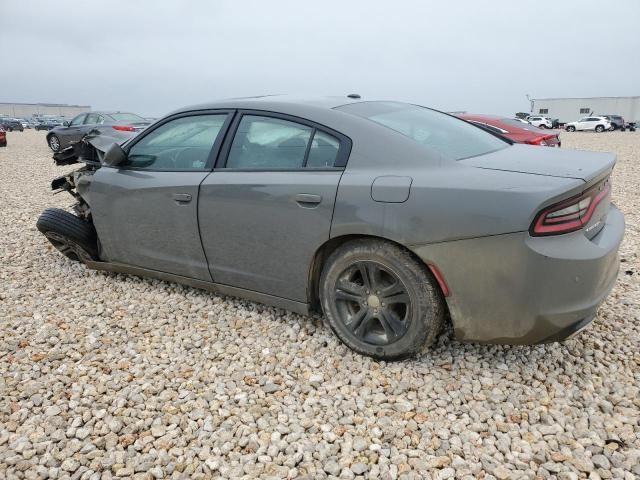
[461,144,615,185]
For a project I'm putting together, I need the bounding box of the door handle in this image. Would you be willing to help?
[173,193,192,203]
[294,193,322,206]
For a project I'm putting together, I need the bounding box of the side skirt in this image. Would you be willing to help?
[84,260,310,315]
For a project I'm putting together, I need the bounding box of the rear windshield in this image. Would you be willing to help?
[499,118,545,132]
[107,113,146,124]
[337,102,508,160]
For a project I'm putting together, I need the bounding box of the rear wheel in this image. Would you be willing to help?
[36,208,98,263]
[595,125,605,133]
[320,239,445,360]
[566,126,576,132]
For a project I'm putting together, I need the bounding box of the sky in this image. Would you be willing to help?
[1,0,639,118]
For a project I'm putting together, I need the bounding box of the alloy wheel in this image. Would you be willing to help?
[333,261,411,346]
[48,135,60,152]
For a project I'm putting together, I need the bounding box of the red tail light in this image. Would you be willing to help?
[112,125,135,132]
[530,180,610,236]
[525,135,555,146]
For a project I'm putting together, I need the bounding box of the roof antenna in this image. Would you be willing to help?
[347,93,361,99]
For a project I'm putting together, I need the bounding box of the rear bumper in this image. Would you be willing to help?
[412,205,624,344]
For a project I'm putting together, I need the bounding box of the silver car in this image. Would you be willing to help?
[37,96,624,359]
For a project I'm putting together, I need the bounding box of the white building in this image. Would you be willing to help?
[531,96,640,123]
[0,102,90,119]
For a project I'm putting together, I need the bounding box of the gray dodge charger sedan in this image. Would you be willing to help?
[37,96,624,359]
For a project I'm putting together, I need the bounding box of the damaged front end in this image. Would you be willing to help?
[38,133,123,263]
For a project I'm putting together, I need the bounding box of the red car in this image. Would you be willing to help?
[458,114,561,147]
[0,126,6,147]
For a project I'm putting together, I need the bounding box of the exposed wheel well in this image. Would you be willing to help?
[307,234,450,314]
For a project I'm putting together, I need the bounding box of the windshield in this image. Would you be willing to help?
[107,113,146,124]
[337,102,508,160]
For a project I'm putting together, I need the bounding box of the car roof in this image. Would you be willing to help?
[168,95,373,120]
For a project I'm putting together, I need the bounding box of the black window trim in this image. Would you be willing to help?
[214,109,352,172]
[114,109,235,173]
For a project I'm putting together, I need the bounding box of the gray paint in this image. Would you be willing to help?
[371,176,412,203]
[75,96,624,344]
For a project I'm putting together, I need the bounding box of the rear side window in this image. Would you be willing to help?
[306,131,340,167]
[85,113,100,124]
[226,116,313,169]
[337,102,508,160]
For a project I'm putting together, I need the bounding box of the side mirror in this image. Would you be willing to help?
[63,121,70,127]
[102,142,127,167]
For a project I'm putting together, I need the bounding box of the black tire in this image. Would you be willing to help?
[36,208,98,262]
[47,134,61,152]
[595,125,605,133]
[319,239,445,360]
[566,126,576,132]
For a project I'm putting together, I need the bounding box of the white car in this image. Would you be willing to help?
[526,116,553,129]
[513,118,531,124]
[565,116,611,133]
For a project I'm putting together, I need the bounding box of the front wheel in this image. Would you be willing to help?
[36,208,98,263]
[595,125,605,133]
[320,240,445,360]
[48,134,61,152]
[566,126,576,132]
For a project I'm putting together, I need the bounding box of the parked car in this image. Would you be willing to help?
[46,111,150,152]
[0,117,24,132]
[36,96,624,360]
[512,118,531,124]
[526,115,553,129]
[35,118,64,131]
[458,114,561,147]
[565,116,612,132]
[0,126,6,147]
[599,115,626,131]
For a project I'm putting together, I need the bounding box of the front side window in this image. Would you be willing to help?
[337,102,507,160]
[70,114,86,126]
[226,116,312,169]
[124,114,227,171]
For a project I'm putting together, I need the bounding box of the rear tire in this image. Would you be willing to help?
[36,208,98,262]
[319,239,445,360]
[566,126,576,132]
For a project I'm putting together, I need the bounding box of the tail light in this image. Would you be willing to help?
[525,135,555,146]
[530,180,610,236]
[112,125,135,132]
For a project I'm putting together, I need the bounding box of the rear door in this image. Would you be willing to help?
[198,111,351,301]
[89,111,232,280]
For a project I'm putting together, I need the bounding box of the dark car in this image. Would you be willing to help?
[0,117,24,132]
[599,115,626,131]
[36,96,623,360]
[0,126,6,147]
[35,118,64,131]
[458,114,561,147]
[46,112,150,152]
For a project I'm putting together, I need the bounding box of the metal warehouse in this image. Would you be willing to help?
[0,102,90,119]
[531,96,640,123]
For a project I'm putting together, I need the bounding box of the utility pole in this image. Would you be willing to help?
[525,94,534,113]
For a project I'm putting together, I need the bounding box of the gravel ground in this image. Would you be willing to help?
[1,130,638,480]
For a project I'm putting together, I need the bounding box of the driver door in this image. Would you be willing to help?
[89,112,232,280]
[64,113,88,144]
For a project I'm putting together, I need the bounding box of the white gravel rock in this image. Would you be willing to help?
[0,130,639,478]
